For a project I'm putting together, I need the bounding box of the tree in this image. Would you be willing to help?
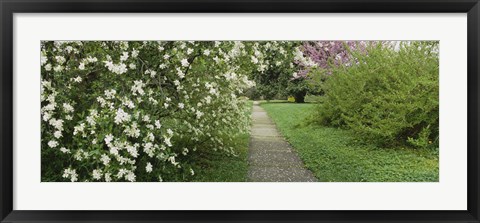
[246,41,302,100]
[292,41,369,99]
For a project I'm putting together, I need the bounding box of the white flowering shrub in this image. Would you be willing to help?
[41,41,257,182]
[246,41,301,100]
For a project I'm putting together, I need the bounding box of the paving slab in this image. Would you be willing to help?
[251,127,282,137]
[249,140,292,150]
[248,149,304,167]
[247,101,318,182]
[248,166,318,182]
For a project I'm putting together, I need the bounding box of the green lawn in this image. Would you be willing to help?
[261,102,439,182]
[192,100,253,182]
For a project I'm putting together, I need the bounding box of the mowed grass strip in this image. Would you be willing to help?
[261,102,439,182]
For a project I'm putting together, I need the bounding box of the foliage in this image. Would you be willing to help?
[313,41,439,148]
[244,86,261,100]
[295,41,374,97]
[287,96,295,103]
[192,101,253,181]
[41,41,257,182]
[285,78,311,103]
[272,41,368,102]
[297,41,367,75]
[247,41,302,100]
[261,102,439,182]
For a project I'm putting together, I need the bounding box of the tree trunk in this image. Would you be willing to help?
[294,91,307,103]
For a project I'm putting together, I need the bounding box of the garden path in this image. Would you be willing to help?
[247,101,318,182]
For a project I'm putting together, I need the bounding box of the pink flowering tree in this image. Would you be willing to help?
[289,41,369,102]
[298,41,366,74]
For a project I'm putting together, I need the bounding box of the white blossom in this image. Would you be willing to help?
[146,162,153,173]
[125,171,136,182]
[124,123,141,138]
[155,120,162,129]
[164,136,172,147]
[92,169,102,180]
[54,131,62,139]
[44,64,52,71]
[123,100,135,109]
[73,123,85,135]
[114,108,131,124]
[59,147,70,153]
[176,68,185,78]
[101,154,111,166]
[53,65,64,72]
[181,59,189,67]
[131,49,139,58]
[63,103,74,113]
[49,118,64,131]
[104,134,114,145]
[55,56,66,64]
[104,61,128,75]
[105,173,112,182]
[120,52,129,61]
[41,52,48,65]
[131,80,145,96]
[126,144,139,157]
[196,110,204,119]
[62,168,78,182]
[48,140,59,148]
[73,76,82,83]
[86,56,98,63]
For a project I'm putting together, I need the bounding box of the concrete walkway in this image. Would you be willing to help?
[247,101,317,182]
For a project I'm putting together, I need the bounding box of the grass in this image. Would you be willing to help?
[192,100,253,182]
[260,102,439,182]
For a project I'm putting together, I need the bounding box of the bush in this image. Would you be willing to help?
[41,41,256,182]
[314,42,439,148]
[287,96,295,102]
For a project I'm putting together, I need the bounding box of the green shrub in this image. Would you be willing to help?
[314,42,439,149]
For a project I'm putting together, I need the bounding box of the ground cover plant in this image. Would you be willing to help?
[261,102,439,182]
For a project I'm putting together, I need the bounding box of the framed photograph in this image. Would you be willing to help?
[1,0,479,222]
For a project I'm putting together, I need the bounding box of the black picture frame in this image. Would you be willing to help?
[1,0,479,222]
